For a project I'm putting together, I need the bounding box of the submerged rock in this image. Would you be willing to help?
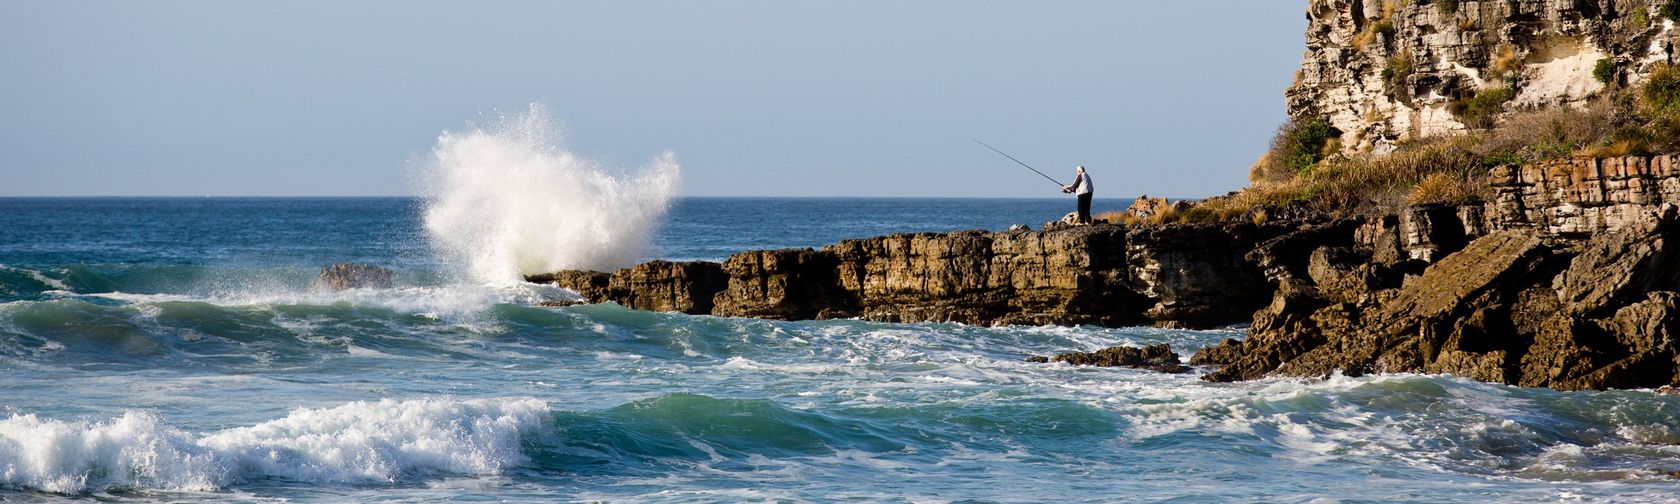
[315,263,393,290]
[1027,343,1189,374]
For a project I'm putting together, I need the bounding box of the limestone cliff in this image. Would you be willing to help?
[1289,0,1678,153]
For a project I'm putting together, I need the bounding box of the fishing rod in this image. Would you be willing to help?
[972,139,1065,187]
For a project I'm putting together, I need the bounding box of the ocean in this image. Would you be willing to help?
[3,196,1680,502]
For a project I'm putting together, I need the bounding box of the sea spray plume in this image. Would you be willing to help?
[421,105,680,285]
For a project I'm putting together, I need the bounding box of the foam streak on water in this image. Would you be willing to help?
[420,104,679,284]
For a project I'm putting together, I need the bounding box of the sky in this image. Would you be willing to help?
[0,1,1306,198]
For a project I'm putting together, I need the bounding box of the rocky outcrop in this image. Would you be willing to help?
[525,156,1680,391]
[315,263,393,290]
[530,224,1287,329]
[1027,343,1190,374]
[1203,201,1680,391]
[1290,0,1676,153]
[533,261,725,315]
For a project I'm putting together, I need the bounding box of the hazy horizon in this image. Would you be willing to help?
[1,1,1304,198]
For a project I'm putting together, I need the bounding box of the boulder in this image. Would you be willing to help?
[1189,338,1244,367]
[315,263,393,290]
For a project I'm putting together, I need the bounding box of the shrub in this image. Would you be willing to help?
[1583,127,1656,157]
[1663,0,1680,23]
[1372,20,1397,38]
[1593,58,1616,85]
[1449,86,1516,128]
[1643,64,1680,114]
[1633,8,1652,29]
[1386,53,1414,89]
[1266,118,1342,177]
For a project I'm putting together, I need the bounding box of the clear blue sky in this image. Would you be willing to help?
[0,1,1305,198]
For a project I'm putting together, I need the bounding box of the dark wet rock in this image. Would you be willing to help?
[1189,338,1244,367]
[528,270,610,301]
[315,263,393,290]
[1029,343,1190,374]
[1125,223,1286,328]
[530,262,724,315]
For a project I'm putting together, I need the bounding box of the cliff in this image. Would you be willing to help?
[1289,0,1677,153]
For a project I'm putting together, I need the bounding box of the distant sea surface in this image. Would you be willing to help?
[2,197,1679,502]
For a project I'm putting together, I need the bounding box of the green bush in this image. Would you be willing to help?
[1644,64,1680,114]
[1450,87,1517,129]
[1663,0,1680,23]
[1593,58,1616,85]
[1276,118,1341,174]
[1372,20,1396,38]
[1386,54,1414,89]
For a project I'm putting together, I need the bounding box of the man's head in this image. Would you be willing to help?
[1076,165,1086,174]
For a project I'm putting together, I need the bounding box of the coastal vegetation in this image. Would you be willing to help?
[1121,65,1680,226]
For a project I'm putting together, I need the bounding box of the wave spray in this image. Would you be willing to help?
[421,104,680,284]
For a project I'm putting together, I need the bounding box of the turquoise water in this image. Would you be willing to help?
[2,197,1680,502]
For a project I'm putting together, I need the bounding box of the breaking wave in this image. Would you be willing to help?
[419,104,680,285]
[0,398,549,494]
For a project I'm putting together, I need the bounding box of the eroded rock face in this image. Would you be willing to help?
[315,263,393,290]
[1126,224,1280,327]
[529,224,1282,329]
[1290,0,1674,153]
[714,249,852,320]
[537,261,725,315]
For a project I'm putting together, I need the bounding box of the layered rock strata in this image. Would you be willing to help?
[531,225,1284,330]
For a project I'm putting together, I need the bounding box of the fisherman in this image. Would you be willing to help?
[1061,165,1094,224]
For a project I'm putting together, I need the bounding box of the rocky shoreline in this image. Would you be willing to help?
[530,156,1680,392]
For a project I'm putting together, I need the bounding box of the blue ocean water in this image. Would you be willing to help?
[2,197,1679,502]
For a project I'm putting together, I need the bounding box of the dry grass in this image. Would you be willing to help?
[1489,45,1518,76]
[1159,98,1639,225]
[1408,172,1483,205]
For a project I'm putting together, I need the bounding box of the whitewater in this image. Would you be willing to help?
[2,115,1680,501]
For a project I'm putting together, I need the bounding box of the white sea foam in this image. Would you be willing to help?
[85,282,580,322]
[0,397,550,494]
[420,104,680,285]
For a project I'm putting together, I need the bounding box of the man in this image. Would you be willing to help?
[1061,165,1094,224]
